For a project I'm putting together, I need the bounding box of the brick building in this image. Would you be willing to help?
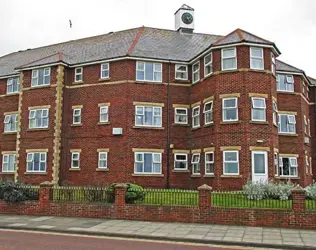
[0,4,315,189]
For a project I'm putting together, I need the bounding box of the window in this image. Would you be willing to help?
[31,68,50,87]
[271,53,276,76]
[310,157,312,175]
[174,154,188,170]
[192,61,200,83]
[174,108,188,124]
[273,100,278,125]
[74,67,83,82]
[101,63,109,79]
[135,106,162,127]
[7,77,19,94]
[136,61,162,82]
[222,98,238,121]
[203,101,213,125]
[2,154,16,172]
[204,53,212,77]
[29,109,49,129]
[274,153,278,176]
[71,152,80,169]
[134,152,161,174]
[73,108,82,124]
[308,119,311,136]
[191,153,200,175]
[279,157,298,177]
[26,152,47,172]
[98,152,108,169]
[278,114,296,134]
[175,65,188,80]
[251,97,266,121]
[192,106,200,128]
[222,48,237,71]
[223,151,239,175]
[99,106,109,123]
[4,113,18,132]
[250,47,264,70]
[306,155,309,174]
[304,116,308,134]
[276,74,294,92]
[205,152,214,175]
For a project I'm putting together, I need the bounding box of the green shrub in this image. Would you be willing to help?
[305,182,316,200]
[108,183,146,204]
[243,180,266,200]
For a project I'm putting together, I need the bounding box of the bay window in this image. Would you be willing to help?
[222,47,237,71]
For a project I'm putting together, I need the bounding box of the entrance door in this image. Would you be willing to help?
[252,151,268,183]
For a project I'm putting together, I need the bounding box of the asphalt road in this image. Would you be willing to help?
[0,230,254,250]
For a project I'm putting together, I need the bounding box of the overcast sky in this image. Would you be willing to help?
[1,0,315,76]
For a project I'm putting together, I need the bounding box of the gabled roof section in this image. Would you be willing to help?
[308,77,316,86]
[276,59,303,73]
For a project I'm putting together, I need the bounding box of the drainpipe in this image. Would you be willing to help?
[166,60,171,189]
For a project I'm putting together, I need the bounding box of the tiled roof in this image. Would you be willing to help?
[308,77,316,85]
[276,59,303,73]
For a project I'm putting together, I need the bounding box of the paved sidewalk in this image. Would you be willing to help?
[0,215,315,249]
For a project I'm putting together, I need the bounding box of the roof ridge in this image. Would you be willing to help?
[127,27,145,56]
[213,29,239,45]
[236,28,244,40]
[238,28,272,44]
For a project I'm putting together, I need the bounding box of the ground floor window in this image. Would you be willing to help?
[274,153,278,176]
[205,152,214,174]
[2,154,16,172]
[279,157,298,177]
[26,152,47,172]
[223,151,239,175]
[134,152,161,174]
[71,152,80,169]
[98,152,108,169]
[191,153,200,174]
[174,154,187,170]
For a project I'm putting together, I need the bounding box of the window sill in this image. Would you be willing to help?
[204,123,214,127]
[133,126,164,130]
[97,122,110,125]
[172,123,189,127]
[72,81,84,85]
[96,168,109,172]
[204,73,213,80]
[249,68,266,73]
[27,128,49,132]
[132,174,164,177]
[0,172,15,175]
[220,175,242,178]
[24,172,47,175]
[277,176,300,180]
[220,121,240,125]
[5,93,19,96]
[249,121,269,125]
[172,170,190,173]
[29,85,51,90]
[98,77,111,82]
[204,174,215,178]
[191,126,201,130]
[3,132,17,135]
[273,123,278,127]
[69,168,80,171]
[135,81,163,84]
[278,133,298,137]
[277,91,296,95]
[191,174,201,178]
[174,79,190,83]
[71,124,82,127]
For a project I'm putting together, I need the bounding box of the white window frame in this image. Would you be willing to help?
[74,67,83,82]
[31,68,51,87]
[222,98,238,122]
[98,152,108,169]
[192,106,200,128]
[310,156,312,175]
[279,156,298,177]
[174,108,188,125]
[134,152,162,174]
[223,151,239,175]
[29,108,49,129]
[4,113,18,132]
[7,77,20,94]
[274,152,279,176]
[308,119,311,136]
[273,100,278,126]
[205,152,214,175]
[175,64,188,80]
[203,101,213,125]
[191,153,200,175]
[271,53,276,76]
[135,106,162,127]
[276,74,294,92]
[100,63,110,79]
[251,97,266,121]
[136,61,162,82]
[99,106,109,123]
[250,47,264,70]
[306,155,309,174]
[192,61,200,84]
[174,153,188,170]
[71,152,80,169]
[26,152,47,172]
[304,115,308,134]
[278,114,296,134]
[73,108,82,125]
[2,154,16,173]
[204,53,213,77]
[221,47,237,71]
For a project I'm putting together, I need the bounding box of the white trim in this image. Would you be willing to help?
[204,53,212,77]
[100,63,110,79]
[73,108,82,125]
[2,154,16,173]
[136,61,162,83]
[71,152,80,169]
[192,106,200,128]
[175,64,188,80]
[223,150,239,175]
[134,152,162,174]
[174,107,188,125]
[221,47,237,71]
[203,101,213,125]
[98,152,108,169]
[250,47,264,70]
[135,105,162,127]
[274,152,279,176]
[174,153,188,170]
[279,156,298,177]
[192,61,200,84]
[74,67,83,82]
[99,105,109,123]
[205,151,214,175]
[222,97,238,122]
[278,114,296,134]
[28,108,49,129]
[26,152,47,172]
[251,151,268,183]
[191,153,201,175]
[251,97,266,122]
[15,62,68,72]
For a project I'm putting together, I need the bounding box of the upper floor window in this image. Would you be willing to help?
[134,152,161,174]
[273,100,278,126]
[277,74,294,92]
[2,154,16,172]
[222,48,237,71]
[250,47,264,70]
[26,152,47,172]
[31,68,50,87]
[203,101,213,125]
[74,67,83,82]
[135,106,162,127]
[192,61,200,83]
[98,152,108,169]
[271,53,276,76]
[223,151,239,175]
[308,119,311,136]
[274,153,278,176]
[204,53,212,77]
[174,153,188,170]
[4,113,18,132]
[29,108,49,129]
[279,157,297,177]
[101,63,109,79]
[191,153,200,175]
[99,106,109,123]
[205,152,214,175]
[174,108,188,125]
[192,106,200,128]
[278,114,296,134]
[251,97,266,121]
[222,98,238,121]
[71,152,80,169]
[73,108,82,125]
[304,115,308,134]
[7,77,20,94]
[175,65,188,80]
[136,61,162,82]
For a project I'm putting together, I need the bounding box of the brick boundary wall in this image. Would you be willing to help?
[0,184,315,229]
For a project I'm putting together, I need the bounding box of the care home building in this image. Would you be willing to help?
[0,4,315,189]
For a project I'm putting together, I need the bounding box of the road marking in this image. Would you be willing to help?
[7,223,27,227]
[30,216,53,222]
[37,225,56,229]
